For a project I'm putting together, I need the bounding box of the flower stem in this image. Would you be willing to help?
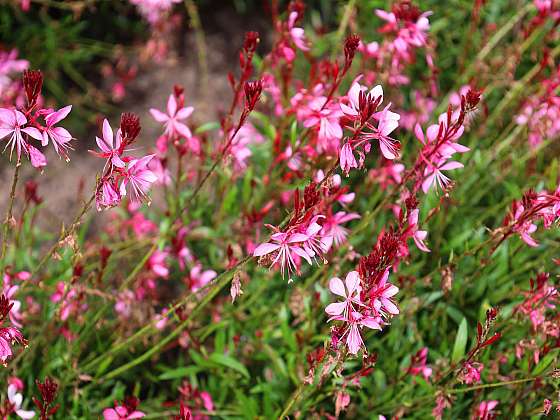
[31,192,95,276]
[0,162,21,276]
[278,383,305,419]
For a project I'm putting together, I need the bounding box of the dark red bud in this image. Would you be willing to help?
[244,79,263,111]
[344,34,361,68]
[23,69,43,106]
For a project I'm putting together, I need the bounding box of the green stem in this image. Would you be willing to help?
[0,162,20,276]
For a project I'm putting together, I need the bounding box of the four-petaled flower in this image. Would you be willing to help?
[93,119,125,170]
[150,94,193,139]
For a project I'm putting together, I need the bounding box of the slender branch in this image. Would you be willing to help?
[31,192,95,276]
[0,162,21,276]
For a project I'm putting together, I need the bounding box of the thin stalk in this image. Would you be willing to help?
[31,192,95,277]
[0,162,21,275]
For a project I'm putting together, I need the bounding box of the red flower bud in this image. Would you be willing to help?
[244,79,263,111]
[22,69,43,106]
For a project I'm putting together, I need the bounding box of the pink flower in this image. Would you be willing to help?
[338,80,401,172]
[228,124,263,174]
[50,282,65,303]
[432,393,452,420]
[103,402,145,420]
[92,119,125,170]
[0,108,36,160]
[4,286,22,328]
[407,347,432,380]
[359,40,379,58]
[298,215,332,262]
[200,391,214,412]
[288,11,310,51]
[340,310,382,355]
[371,269,400,315]
[325,271,363,318]
[148,156,171,185]
[150,94,193,139]
[460,362,483,384]
[40,105,73,160]
[374,106,401,159]
[0,294,26,366]
[415,120,468,155]
[0,326,26,366]
[408,209,430,252]
[340,82,383,118]
[148,250,169,278]
[253,231,311,280]
[335,392,351,417]
[339,142,358,176]
[472,400,498,420]
[28,144,46,169]
[321,211,360,248]
[369,161,405,189]
[375,7,432,61]
[119,155,158,204]
[421,159,464,193]
[7,384,35,419]
[154,309,169,330]
[511,203,539,247]
[543,399,552,415]
[130,0,181,24]
[326,271,382,355]
[55,286,86,322]
[115,290,135,318]
[186,264,217,292]
[303,97,343,144]
[96,178,121,211]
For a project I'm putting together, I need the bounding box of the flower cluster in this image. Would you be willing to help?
[411,88,481,194]
[502,187,560,247]
[92,113,157,211]
[254,178,360,281]
[0,48,28,107]
[103,396,145,420]
[513,273,558,367]
[325,269,398,354]
[339,80,401,175]
[176,381,214,420]
[0,294,26,366]
[0,70,73,168]
[372,1,434,86]
[271,3,310,64]
[515,67,560,148]
[325,229,407,355]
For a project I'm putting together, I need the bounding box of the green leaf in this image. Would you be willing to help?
[208,353,250,379]
[452,317,468,364]
[158,366,201,380]
[290,120,298,148]
[95,355,113,377]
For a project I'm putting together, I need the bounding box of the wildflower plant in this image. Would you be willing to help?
[0,1,559,419]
